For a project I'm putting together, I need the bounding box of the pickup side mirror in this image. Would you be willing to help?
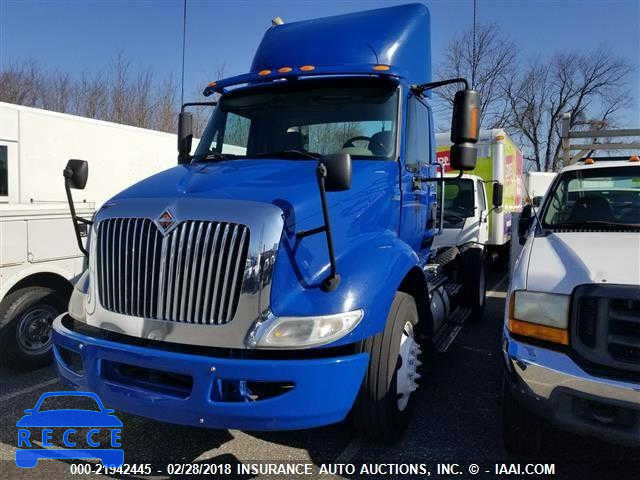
[320,153,352,192]
[492,183,504,208]
[63,159,88,190]
[532,196,543,208]
[177,111,193,164]
[450,89,480,171]
[518,204,533,245]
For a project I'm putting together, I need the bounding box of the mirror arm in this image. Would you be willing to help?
[411,78,469,96]
[418,168,464,183]
[295,163,340,292]
[180,101,217,113]
[63,175,91,257]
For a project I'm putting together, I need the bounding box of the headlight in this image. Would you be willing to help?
[68,270,89,322]
[508,290,569,345]
[247,309,364,349]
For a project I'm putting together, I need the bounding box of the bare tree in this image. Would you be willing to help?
[504,47,633,171]
[436,23,516,129]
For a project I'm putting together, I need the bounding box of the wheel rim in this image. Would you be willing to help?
[16,305,57,355]
[396,321,422,411]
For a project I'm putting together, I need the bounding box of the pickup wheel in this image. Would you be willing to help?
[463,248,486,322]
[0,287,65,370]
[502,379,544,456]
[352,292,422,443]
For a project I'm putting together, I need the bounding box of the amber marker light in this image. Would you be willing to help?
[584,158,595,165]
[206,81,217,87]
[629,155,639,162]
[258,69,271,76]
[373,64,390,71]
[299,65,315,71]
[278,67,292,73]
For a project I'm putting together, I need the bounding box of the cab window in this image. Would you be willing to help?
[405,95,430,171]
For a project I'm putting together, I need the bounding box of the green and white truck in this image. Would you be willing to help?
[434,129,524,261]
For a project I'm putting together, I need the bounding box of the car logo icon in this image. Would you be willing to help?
[15,391,124,468]
[157,210,175,233]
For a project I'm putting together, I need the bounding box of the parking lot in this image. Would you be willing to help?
[1,271,638,479]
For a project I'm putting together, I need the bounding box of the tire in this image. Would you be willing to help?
[502,379,544,456]
[352,292,422,443]
[0,287,66,370]
[463,248,486,322]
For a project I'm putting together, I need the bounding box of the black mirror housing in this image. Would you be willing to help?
[320,154,352,192]
[63,159,88,190]
[532,196,543,208]
[450,89,480,171]
[178,111,193,164]
[492,183,504,208]
[518,204,533,245]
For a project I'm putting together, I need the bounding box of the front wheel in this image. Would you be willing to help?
[0,287,66,370]
[352,292,422,443]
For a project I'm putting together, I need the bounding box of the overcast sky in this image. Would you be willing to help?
[2,0,639,124]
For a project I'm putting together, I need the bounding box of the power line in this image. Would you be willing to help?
[180,0,187,106]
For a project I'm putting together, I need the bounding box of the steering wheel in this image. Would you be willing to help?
[342,135,386,152]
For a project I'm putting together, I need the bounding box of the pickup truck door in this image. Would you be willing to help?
[477,180,489,244]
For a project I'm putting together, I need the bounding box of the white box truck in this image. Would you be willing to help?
[0,102,179,369]
[434,129,524,262]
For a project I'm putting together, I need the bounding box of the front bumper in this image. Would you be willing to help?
[503,329,640,446]
[52,315,369,431]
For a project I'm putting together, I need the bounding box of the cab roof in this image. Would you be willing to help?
[204,3,430,96]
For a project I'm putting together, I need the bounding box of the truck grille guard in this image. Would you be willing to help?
[96,218,250,325]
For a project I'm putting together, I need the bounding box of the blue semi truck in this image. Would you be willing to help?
[53,3,485,442]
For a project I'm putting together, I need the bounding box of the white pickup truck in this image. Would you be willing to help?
[502,154,640,453]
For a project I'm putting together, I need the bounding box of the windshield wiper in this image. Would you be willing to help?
[193,152,245,162]
[550,220,640,229]
[251,149,321,160]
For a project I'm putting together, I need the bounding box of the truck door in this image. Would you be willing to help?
[400,94,433,251]
[477,180,489,244]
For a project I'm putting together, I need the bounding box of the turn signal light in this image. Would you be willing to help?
[508,319,569,345]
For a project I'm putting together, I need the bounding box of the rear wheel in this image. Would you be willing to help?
[352,292,422,443]
[463,248,486,322]
[0,287,65,370]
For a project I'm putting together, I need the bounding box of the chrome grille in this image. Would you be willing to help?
[96,218,249,325]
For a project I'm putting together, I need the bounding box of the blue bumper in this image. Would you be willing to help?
[52,315,369,431]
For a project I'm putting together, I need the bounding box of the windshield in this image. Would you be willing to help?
[194,79,398,161]
[542,166,640,229]
[437,179,476,228]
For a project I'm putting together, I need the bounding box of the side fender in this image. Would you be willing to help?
[270,230,422,347]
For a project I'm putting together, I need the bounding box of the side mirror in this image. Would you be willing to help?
[492,183,504,208]
[63,159,88,190]
[532,196,542,208]
[178,111,193,164]
[320,154,352,192]
[450,89,480,171]
[518,204,533,245]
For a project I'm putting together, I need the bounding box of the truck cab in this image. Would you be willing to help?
[433,174,490,249]
[52,4,484,443]
[503,155,640,452]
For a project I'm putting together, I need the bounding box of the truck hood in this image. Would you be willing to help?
[108,159,398,231]
[526,232,640,294]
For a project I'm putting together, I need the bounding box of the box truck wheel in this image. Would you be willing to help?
[0,287,65,370]
[502,378,544,456]
[352,292,422,443]
[463,248,486,322]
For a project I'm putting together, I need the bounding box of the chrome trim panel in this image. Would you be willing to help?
[85,197,284,349]
[503,329,640,405]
